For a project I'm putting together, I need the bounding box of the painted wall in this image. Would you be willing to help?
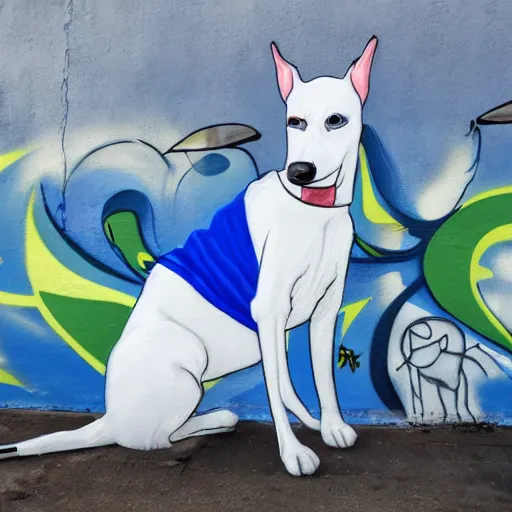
[0,0,511,425]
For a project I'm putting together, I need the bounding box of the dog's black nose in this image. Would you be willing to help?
[287,161,317,185]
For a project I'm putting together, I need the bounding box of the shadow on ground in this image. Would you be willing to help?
[0,411,511,512]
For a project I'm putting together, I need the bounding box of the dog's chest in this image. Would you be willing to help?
[283,215,352,327]
[245,172,353,328]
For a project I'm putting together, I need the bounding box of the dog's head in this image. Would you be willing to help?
[271,37,378,203]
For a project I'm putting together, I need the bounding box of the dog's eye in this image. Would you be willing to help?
[325,114,348,131]
[287,117,307,131]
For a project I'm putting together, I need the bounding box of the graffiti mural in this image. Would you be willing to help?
[0,31,512,474]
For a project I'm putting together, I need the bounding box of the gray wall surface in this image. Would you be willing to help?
[2,0,512,196]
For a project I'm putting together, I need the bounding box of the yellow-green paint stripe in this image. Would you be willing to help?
[461,185,512,209]
[470,224,512,346]
[0,369,23,388]
[0,291,37,308]
[339,297,372,337]
[358,145,403,228]
[0,149,30,173]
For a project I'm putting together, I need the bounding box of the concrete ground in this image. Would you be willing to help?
[0,411,511,512]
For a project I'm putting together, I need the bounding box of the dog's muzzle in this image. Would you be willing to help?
[287,161,317,185]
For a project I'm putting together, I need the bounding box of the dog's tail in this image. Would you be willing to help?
[0,416,114,461]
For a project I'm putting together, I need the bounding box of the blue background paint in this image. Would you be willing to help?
[0,0,511,425]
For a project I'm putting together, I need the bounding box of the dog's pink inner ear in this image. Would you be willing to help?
[271,43,296,101]
[350,37,378,104]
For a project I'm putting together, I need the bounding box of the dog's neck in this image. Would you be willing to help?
[278,146,359,208]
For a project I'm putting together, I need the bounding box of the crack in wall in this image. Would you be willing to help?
[59,0,74,228]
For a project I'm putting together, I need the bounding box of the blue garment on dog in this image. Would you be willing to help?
[157,189,260,332]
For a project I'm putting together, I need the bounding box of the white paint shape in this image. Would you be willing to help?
[16,123,181,194]
[416,137,477,221]
[492,248,512,283]
[479,291,512,334]
[375,271,406,307]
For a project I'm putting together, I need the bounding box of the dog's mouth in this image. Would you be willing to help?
[300,167,342,207]
[286,162,344,207]
[306,167,341,187]
[301,184,336,207]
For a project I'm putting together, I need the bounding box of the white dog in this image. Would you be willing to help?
[0,37,378,476]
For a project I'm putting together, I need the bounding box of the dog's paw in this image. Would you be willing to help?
[281,442,320,477]
[321,418,357,449]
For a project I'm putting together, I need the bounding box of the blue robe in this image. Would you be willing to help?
[157,189,260,332]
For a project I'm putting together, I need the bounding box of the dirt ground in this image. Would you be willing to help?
[0,410,511,512]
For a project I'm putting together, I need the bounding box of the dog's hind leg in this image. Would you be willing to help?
[105,320,208,451]
[169,409,239,442]
[278,336,320,431]
[280,376,321,431]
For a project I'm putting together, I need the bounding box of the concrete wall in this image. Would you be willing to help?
[0,0,511,424]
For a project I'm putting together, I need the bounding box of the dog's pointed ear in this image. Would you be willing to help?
[347,36,378,104]
[271,42,301,102]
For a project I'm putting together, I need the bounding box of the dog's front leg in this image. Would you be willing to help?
[255,317,320,476]
[310,279,357,449]
[252,250,320,476]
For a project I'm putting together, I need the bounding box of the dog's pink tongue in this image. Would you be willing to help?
[301,186,336,207]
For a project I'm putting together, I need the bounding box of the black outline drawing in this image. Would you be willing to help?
[396,316,498,423]
[165,123,261,153]
[476,100,512,125]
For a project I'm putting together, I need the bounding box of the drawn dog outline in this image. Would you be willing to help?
[0,37,378,477]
